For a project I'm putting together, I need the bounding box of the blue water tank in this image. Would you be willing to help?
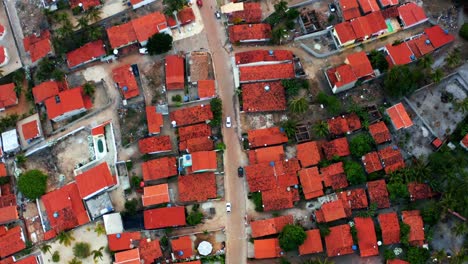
[352,245,358,251]
[116,233,121,238]
[123,86,128,91]
[269,161,275,167]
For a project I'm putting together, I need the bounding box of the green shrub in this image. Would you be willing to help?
[278,224,306,251]
[52,251,60,262]
[73,242,91,259]
[250,192,263,212]
[18,170,48,199]
[186,211,203,226]
[459,23,468,40]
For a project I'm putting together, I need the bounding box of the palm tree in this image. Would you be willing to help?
[313,121,329,138]
[56,12,70,25]
[57,21,74,39]
[431,69,443,83]
[91,247,104,261]
[445,48,461,68]
[57,231,75,247]
[451,222,468,236]
[431,250,448,264]
[86,27,102,41]
[83,82,96,97]
[418,55,434,70]
[280,119,297,139]
[77,16,89,30]
[289,96,308,114]
[68,257,82,264]
[94,223,105,236]
[41,244,52,254]
[85,7,102,23]
[274,0,288,15]
[272,26,287,44]
[455,98,468,113]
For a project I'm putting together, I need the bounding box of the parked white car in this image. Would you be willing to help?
[226,202,232,212]
[226,116,232,128]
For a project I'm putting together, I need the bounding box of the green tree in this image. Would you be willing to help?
[83,82,95,97]
[344,161,366,185]
[130,176,141,189]
[317,224,330,237]
[36,57,56,81]
[52,251,60,262]
[250,192,263,212]
[73,242,91,258]
[186,211,203,226]
[160,236,168,247]
[387,182,409,201]
[289,96,308,114]
[278,224,307,251]
[302,258,334,264]
[18,170,48,199]
[56,20,74,39]
[281,79,308,98]
[418,55,434,70]
[58,231,75,247]
[124,199,139,215]
[52,69,65,81]
[368,50,389,72]
[313,121,329,138]
[451,222,468,236]
[271,26,287,45]
[384,65,418,98]
[76,16,89,30]
[316,92,341,115]
[274,0,288,16]
[91,246,104,261]
[216,142,226,151]
[147,33,173,55]
[349,134,375,158]
[163,0,185,15]
[280,119,297,139]
[85,7,102,22]
[16,154,27,167]
[445,48,461,68]
[406,246,430,264]
[209,98,223,127]
[455,98,468,113]
[94,222,106,236]
[384,248,396,260]
[431,68,444,83]
[400,222,410,246]
[41,244,52,254]
[86,26,103,41]
[459,23,468,40]
[68,257,82,264]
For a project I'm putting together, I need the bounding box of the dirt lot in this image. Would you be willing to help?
[15,0,48,35]
[423,0,460,32]
[118,102,148,147]
[140,59,166,106]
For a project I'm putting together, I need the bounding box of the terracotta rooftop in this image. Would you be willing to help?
[32,81,60,104]
[146,106,164,135]
[107,232,141,251]
[0,226,26,258]
[165,55,185,90]
[339,0,361,20]
[229,2,262,23]
[178,123,212,141]
[250,215,294,238]
[262,187,297,211]
[228,23,272,42]
[21,120,40,141]
[461,133,468,150]
[189,51,210,82]
[386,103,413,130]
[144,207,186,229]
[23,30,52,62]
[296,141,323,168]
[298,167,324,200]
[325,224,354,257]
[323,137,350,160]
[170,104,213,127]
[387,260,410,264]
[44,88,86,121]
[0,84,18,109]
[0,164,6,177]
[402,210,425,246]
[176,7,195,25]
[385,42,415,66]
[327,113,361,136]
[242,81,286,112]
[334,22,357,44]
[248,145,285,164]
[0,206,18,224]
[248,126,288,148]
[112,64,139,99]
[378,145,405,174]
[106,22,137,49]
[239,63,295,82]
[367,179,390,208]
[69,0,100,10]
[139,239,163,263]
[299,229,323,255]
[245,159,300,192]
[358,0,379,13]
[5,255,40,264]
[142,184,170,206]
[234,50,293,65]
[346,51,374,79]
[362,151,383,174]
[315,199,347,223]
[368,121,391,144]
[141,156,178,181]
[398,2,427,28]
[406,35,435,59]
[339,188,368,214]
[138,136,172,154]
[378,212,400,245]
[179,137,213,152]
[66,40,105,68]
[354,217,379,257]
[254,238,282,259]
[379,0,398,7]
[424,25,455,49]
[171,236,193,259]
[326,64,357,89]
[131,12,168,43]
[320,162,348,190]
[75,162,115,199]
[197,80,216,99]
[178,172,217,202]
[350,16,373,39]
[114,248,140,264]
[407,182,436,201]
[190,151,217,173]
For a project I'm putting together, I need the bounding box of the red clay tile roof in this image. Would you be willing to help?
[339,188,368,213]
[41,183,90,234]
[320,162,348,190]
[406,35,435,59]
[424,25,455,49]
[462,134,468,149]
[246,159,300,192]
[378,212,400,245]
[346,51,374,78]
[322,138,350,160]
[327,114,361,136]
[23,30,52,62]
[66,40,105,68]
[325,224,354,257]
[107,232,141,251]
[21,120,40,141]
[139,239,162,263]
[113,64,139,99]
[170,104,213,127]
[171,236,193,259]
[261,187,296,211]
[142,184,170,206]
[299,167,324,199]
[385,42,415,66]
[138,136,172,154]
[106,22,137,49]
[198,80,216,99]
[299,229,323,255]
[369,121,391,144]
[114,248,140,264]
[0,226,25,258]
[248,126,288,148]
[315,199,347,223]
[362,151,383,174]
[407,182,436,201]
[358,0,379,13]
[297,141,323,168]
[177,7,195,25]
[327,64,357,88]
[432,138,442,148]
[45,88,86,121]
[141,156,177,181]
[32,81,60,104]
[76,162,115,199]
[251,215,293,238]
[230,2,262,23]
[339,0,361,20]
[242,81,286,112]
[132,12,168,43]
[398,3,427,28]
[367,179,390,208]
[144,207,186,229]
[254,238,282,259]
[178,123,212,141]
[146,106,164,135]
[248,145,285,164]
[0,206,18,224]
[0,84,18,109]
[69,0,100,10]
[354,217,379,257]
[12,255,39,264]
[178,172,217,202]
[239,63,295,82]
[179,137,213,152]
[386,103,413,130]
[190,151,217,172]
[350,16,373,39]
[402,210,425,246]
[366,10,387,33]
[378,145,405,174]
[379,0,398,7]
[165,55,185,90]
[228,23,272,42]
[333,22,357,44]
[388,260,410,264]
[234,50,293,65]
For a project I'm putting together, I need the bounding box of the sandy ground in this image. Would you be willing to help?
[0,79,35,118]
[40,222,111,264]
[101,0,129,19]
[0,1,23,75]
[171,4,204,41]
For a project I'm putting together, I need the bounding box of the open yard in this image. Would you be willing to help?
[118,102,148,147]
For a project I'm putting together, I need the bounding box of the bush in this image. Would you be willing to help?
[172,94,182,102]
[186,211,203,226]
[160,236,168,247]
[278,224,307,251]
[209,98,223,127]
[349,134,375,158]
[285,20,295,30]
[400,222,411,246]
[0,176,10,185]
[459,23,468,40]
[316,92,341,115]
[387,182,409,201]
[124,199,139,215]
[147,33,173,55]
[369,50,389,72]
[318,224,330,237]
[384,65,419,98]
[130,176,142,189]
[52,251,60,262]
[73,242,91,259]
[250,192,263,212]
[344,161,366,185]
[384,248,396,260]
[406,246,430,264]
[18,170,48,199]
[281,79,308,99]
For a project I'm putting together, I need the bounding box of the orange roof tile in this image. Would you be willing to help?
[354,217,379,257]
[107,232,141,251]
[367,179,390,208]
[142,184,170,206]
[378,212,400,245]
[378,145,405,174]
[229,23,272,42]
[298,167,324,199]
[229,2,262,23]
[325,224,354,257]
[248,127,288,148]
[139,239,162,263]
[407,182,436,201]
[114,248,140,264]
[138,136,172,154]
[144,207,186,229]
[367,10,387,33]
[362,151,383,174]
[248,145,285,164]
[350,16,373,39]
[141,156,177,181]
[177,7,195,24]
[320,162,348,190]
[21,120,40,141]
[0,84,18,109]
[69,0,100,10]
[106,22,137,49]
[315,200,347,223]
[23,30,52,62]
[170,104,213,127]
[326,64,357,89]
[239,63,295,82]
[13,255,39,264]
[76,162,115,199]
[178,123,211,142]
[171,236,193,259]
[32,81,61,103]
[386,103,413,130]
[297,141,323,168]
[178,172,217,202]
[334,22,357,44]
[44,88,86,121]
[339,0,361,20]
[179,137,214,152]
[299,229,323,255]
[0,206,18,224]
[424,25,455,49]
[398,3,427,28]
[387,260,410,264]
[251,215,293,238]
[339,188,368,213]
[131,12,168,43]
[113,64,139,99]
[146,106,163,135]
[379,0,398,7]
[0,226,26,258]
[346,51,374,78]
[234,50,293,65]
[385,42,415,66]
[461,133,468,149]
[190,151,217,172]
[242,81,286,112]
[197,80,216,99]
[358,0,379,13]
[66,40,105,68]
[0,163,6,177]
[246,159,300,192]
[406,35,435,59]
[254,238,282,259]
[368,121,391,144]
[261,187,296,211]
[165,55,185,90]
[402,210,425,246]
